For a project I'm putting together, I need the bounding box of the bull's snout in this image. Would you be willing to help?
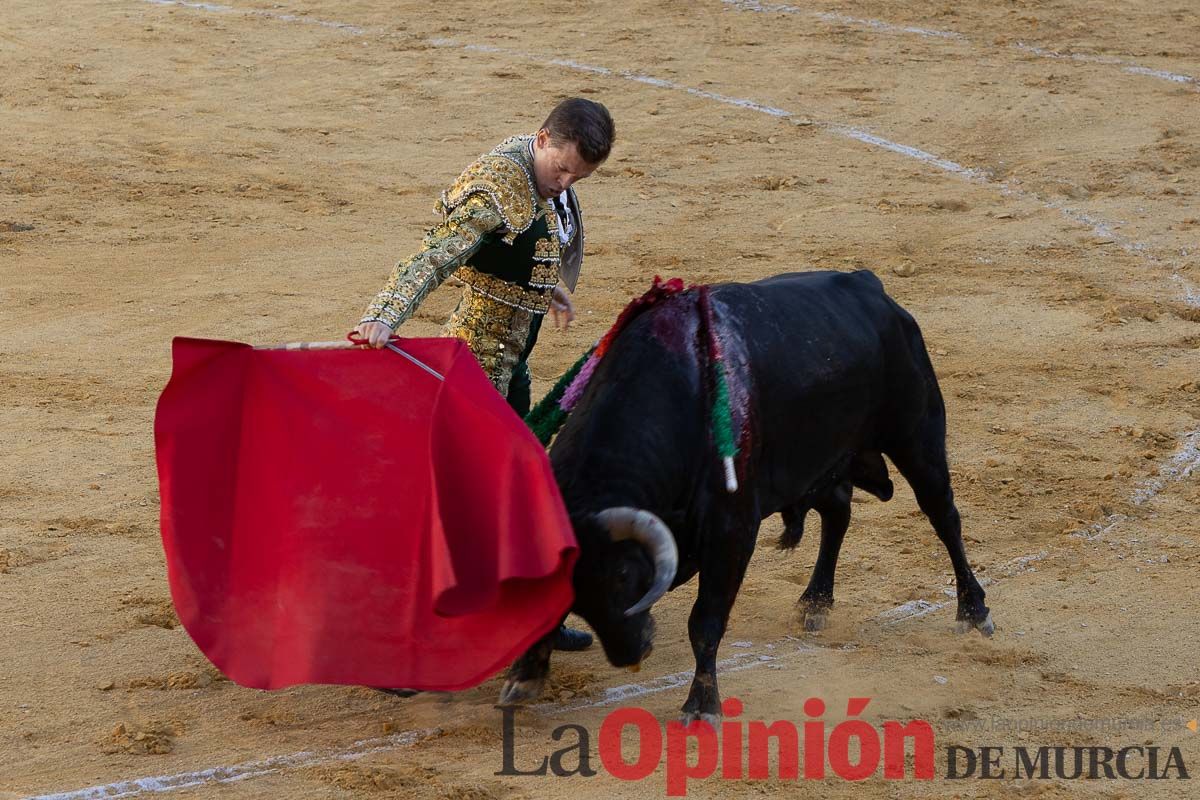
[600,615,656,669]
[619,642,653,672]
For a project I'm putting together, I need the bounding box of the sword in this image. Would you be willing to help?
[254,334,445,381]
[384,342,444,381]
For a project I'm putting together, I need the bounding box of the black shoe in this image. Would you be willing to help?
[554,625,593,651]
[376,687,420,698]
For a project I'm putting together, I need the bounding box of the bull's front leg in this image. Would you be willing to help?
[681,519,757,726]
[497,629,555,707]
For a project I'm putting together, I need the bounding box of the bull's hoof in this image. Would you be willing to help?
[955,612,995,638]
[802,608,829,632]
[679,711,721,730]
[496,677,545,707]
[799,599,831,632]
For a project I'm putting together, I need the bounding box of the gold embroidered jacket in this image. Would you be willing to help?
[360,135,584,395]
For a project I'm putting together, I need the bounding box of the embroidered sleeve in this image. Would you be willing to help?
[360,194,503,329]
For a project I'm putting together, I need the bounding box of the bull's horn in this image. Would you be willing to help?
[595,507,679,617]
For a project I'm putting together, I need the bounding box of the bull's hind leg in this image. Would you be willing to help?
[497,628,556,707]
[887,424,993,637]
[681,515,758,726]
[798,481,852,632]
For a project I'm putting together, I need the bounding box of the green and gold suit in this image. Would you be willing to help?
[361,135,584,414]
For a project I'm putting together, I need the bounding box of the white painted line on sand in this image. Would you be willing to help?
[814,11,966,41]
[21,729,438,800]
[544,648,800,714]
[1074,428,1200,539]
[877,550,1049,624]
[724,0,1199,90]
[1132,429,1200,506]
[143,0,364,34]
[827,124,985,179]
[724,2,967,40]
[1014,43,1199,86]
[143,0,232,11]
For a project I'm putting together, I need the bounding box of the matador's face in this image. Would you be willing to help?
[532,128,598,199]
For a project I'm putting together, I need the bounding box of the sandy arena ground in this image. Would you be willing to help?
[2,1,1199,797]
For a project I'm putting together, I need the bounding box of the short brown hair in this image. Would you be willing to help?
[541,98,616,165]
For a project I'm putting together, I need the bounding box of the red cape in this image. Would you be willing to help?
[154,337,577,691]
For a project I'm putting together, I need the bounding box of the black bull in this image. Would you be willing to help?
[499,270,993,723]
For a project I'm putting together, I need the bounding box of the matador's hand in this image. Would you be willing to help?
[354,321,396,349]
[550,286,576,331]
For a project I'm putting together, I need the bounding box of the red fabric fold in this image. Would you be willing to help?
[154,336,577,691]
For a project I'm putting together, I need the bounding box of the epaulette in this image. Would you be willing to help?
[437,154,537,244]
